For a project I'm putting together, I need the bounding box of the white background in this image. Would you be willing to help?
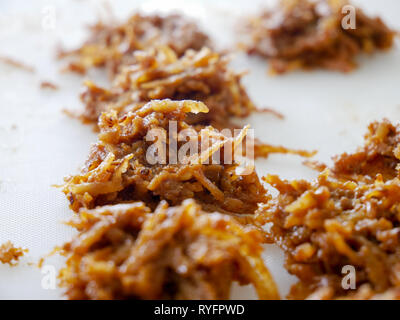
[0,0,399,299]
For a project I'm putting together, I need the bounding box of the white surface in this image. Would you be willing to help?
[0,0,399,299]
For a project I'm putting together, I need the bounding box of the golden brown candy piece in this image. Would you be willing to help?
[63,100,268,215]
[75,47,314,159]
[59,13,210,78]
[332,119,400,182]
[60,199,280,300]
[256,120,400,300]
[60,13,315,160]
[78,46,257,129]
[257,172,400,300]
[0,241,27,266]
[244,0,395,74]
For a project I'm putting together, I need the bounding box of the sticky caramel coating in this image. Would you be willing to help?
[256,170,400,300]
[76,47,315,159]
[60,200,280,300]
[333,120,400,182]
[78,46,257,128]
[244,0,395,74]
[63,99,267,215]
[59,13,210,78]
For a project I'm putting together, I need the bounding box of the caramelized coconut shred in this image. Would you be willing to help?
[244,0,395,74]
[256,120,400,300]
[60,200,279,300]
[53,8,399,300]
[62,13,314,160]
[332,120,400,182]
[0,241,27,266]
[56,12,285,300]
[60,99,283,299]
[63,100,267,216]
[78,46,257,127]
[59,13,211,78]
